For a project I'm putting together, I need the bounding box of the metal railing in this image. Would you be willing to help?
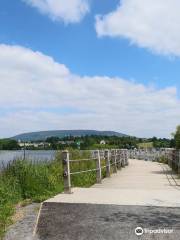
[62,149,129,193]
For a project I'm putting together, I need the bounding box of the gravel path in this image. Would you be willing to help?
[4,203,40,240]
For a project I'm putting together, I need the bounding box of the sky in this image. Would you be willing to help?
[0,0,180,138]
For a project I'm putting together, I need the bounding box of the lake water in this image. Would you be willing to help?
[0,150,57,168]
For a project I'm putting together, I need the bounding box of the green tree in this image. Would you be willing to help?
[0,139,20,150]
[173,125,180,149]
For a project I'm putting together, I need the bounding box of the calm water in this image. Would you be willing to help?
[0,150,57,168]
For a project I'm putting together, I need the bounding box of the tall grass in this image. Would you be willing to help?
[0,174,21,238]
[0,153,63,238]
[158,156,169,165]
[0,149,104,238]
[69,149,106,187]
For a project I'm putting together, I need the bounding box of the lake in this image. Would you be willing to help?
[0,150,57,168]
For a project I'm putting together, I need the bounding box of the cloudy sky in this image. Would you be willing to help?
[0,0,180,138]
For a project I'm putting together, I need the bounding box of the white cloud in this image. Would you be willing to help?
[23,0,89,23]
[95,0,180,56]
[0,44,180,138]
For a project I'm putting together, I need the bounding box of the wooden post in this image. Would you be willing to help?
[95,150,102,183]
[124,150,127,166]
[111,149,117,173]
[62,150,72,194]
[168,150,172,168]
[23,142,26,160]
[105,150,111,177]
[121,150,125,167]
[126,149,129,166]
[169,150,173,169]
[116,149,121,170]
[178,150,180,175]
[124,150,126,166]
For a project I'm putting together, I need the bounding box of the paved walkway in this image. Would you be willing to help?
[36,160,180,240]
[46,159,180,207]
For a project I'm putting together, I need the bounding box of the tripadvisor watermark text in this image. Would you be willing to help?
[135,227,173,236]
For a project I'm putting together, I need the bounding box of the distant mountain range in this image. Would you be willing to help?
[12,130,128,141]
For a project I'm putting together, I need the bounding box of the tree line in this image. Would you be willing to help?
[0,139,20,150]
[1,126,180,150]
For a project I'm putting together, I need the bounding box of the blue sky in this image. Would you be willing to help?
[0,0,180,138]
[1,0,180,88]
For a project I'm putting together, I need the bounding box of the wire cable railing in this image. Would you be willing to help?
[130,148,180,175]
[62,148,180,194]
[62,149,129,193]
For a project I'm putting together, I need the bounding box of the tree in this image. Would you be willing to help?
[0,139,20,150]
[173,125,180,149]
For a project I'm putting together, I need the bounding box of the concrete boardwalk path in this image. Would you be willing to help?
[36,160,180,240]
[46,159,180,207]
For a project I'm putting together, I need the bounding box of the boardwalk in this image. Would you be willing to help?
[36,159,180,240]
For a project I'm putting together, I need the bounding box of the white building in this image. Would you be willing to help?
[100,140,106,145]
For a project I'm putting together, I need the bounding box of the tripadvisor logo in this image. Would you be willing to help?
[135,227,144,236]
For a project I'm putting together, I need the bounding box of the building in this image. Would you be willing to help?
[100,140,106,145]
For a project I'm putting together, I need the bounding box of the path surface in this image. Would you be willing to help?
[36,160,180,239]
[46,159,180,207]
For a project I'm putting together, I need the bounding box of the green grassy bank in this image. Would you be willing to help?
[0,150,103,239]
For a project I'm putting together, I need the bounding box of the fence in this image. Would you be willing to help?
[169,149,180,174]
[129,148,174,162]
[62,149,129,193]
[129,148,180,175]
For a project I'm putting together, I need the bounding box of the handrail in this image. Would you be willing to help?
[130,148,180,175]
[62,149,129,193]
[69,158,97,162]
[70,168,98,175]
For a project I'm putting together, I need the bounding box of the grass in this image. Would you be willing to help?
[138,142,153,149]
[158,156,169,164]
[69,149,107,187]
[0,156,63,238]
[0,149,105,239]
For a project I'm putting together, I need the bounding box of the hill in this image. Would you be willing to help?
[12,130,127,141]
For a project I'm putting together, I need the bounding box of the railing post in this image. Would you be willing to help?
[126,149,129,166]
[111,149,117,173]
[169,150,173,169]
[178,150,180,175]
[95,150,102,183]
[62,150,72,194]
[124,149,127,166]
[121,150,125,167]
[116,149,121,170]
[168,150,172,168]
[105,149,111,177]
